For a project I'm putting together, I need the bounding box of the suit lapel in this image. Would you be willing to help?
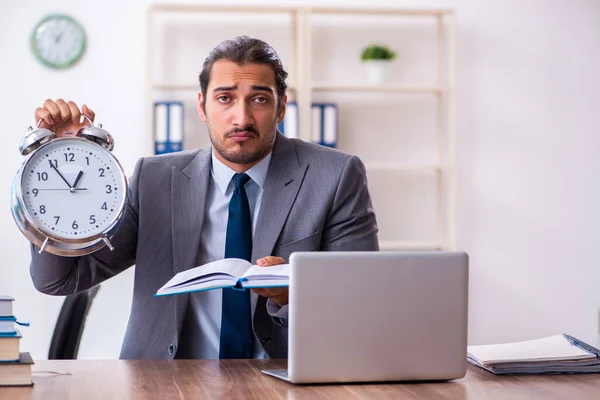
[171,149,211,333]
[171,149,212,275]
[251,134,308,263]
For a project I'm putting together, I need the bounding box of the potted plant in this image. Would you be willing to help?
[361,44,397,84]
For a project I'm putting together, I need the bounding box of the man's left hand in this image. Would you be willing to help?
[251,256,288,306]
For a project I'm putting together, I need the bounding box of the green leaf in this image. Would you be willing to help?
[361,44,397,61]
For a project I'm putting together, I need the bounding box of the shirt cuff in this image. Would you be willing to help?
[266,299,289,325]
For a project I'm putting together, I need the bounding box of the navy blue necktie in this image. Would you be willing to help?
[219,173,254,359]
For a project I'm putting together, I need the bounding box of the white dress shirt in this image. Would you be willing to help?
[176,149,286,359]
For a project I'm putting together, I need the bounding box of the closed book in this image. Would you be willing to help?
[0,296,14,318]
[0,316,29,335]
[0,352,34,386]
[0,329,21,361]
[468,334,600,375]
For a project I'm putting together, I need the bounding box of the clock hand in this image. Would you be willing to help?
[71,171,84,193]
[48,161,72,189]
[36,188,88,191]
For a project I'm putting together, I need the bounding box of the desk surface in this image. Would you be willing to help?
[1,360,599,399]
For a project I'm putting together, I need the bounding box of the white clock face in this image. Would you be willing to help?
[20,138,127,240]
[31,15,86,69]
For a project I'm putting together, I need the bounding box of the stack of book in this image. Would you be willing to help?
[0,295,33,386]
[468,333,600,375]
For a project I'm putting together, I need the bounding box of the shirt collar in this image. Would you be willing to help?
[211,149,273,195]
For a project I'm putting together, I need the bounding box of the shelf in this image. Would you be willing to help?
[379,241,448,251]
[365,163,452,172]
[311,7,453,17]
[151,82,443,94]
[150,4,453,17]
[152,83,298,91]
[311,83,449,93]
[150,4,297,14]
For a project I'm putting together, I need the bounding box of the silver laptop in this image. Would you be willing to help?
[262,251,469,383]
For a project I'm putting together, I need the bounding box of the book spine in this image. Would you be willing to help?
[563,334,600,357]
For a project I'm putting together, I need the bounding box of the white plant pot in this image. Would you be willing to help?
[364,60,392,84]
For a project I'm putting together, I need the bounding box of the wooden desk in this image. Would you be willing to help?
[1,360,599,399]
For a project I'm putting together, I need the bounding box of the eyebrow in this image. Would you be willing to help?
[212,85,274,94]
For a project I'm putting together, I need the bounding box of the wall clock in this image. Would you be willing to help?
[31,14,86,69]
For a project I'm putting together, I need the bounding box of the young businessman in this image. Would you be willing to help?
[30,35,379,359]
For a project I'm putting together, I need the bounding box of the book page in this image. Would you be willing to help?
[160,258,251,290]
[467,334,594,364]
[242,264,290,279]
[238,264,290,289]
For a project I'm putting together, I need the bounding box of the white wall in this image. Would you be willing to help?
[1,0,599,360]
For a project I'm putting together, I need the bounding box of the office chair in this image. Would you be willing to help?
[48,285,100,359]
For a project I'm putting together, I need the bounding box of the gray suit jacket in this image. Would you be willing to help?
[30,133,379,359]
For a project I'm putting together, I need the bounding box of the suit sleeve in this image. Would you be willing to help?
[29,158,144,296]
[321,155,379,251]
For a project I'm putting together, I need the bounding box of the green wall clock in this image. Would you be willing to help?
[31,14,86,69]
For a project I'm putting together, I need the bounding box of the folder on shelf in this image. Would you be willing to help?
[277,101,298,139]
[311,103,338,148]
[154,101,184,154]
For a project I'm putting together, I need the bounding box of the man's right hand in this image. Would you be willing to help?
[35,99,96,137]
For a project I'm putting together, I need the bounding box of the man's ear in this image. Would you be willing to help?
[198,91,207,122]
[277,94,288,123]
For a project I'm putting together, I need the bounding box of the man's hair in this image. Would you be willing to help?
[199,35,288,110]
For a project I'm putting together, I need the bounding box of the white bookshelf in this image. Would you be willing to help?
[145,3,457,252]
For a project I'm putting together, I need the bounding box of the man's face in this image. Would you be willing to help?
[198,60,286,171]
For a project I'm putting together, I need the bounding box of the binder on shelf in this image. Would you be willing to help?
[277,101,299,139]
[154,101,184,154]
[311,103,338,148]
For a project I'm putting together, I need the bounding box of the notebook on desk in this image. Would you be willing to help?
[468,334,600,374]
[262,251,470,384]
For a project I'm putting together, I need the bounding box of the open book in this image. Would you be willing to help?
[155,258,289,297]
[467,334,600,374]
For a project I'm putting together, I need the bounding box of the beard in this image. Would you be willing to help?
[208,120,277,165]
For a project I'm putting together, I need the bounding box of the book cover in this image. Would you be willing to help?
[0,352,34,386]
[0,296,14,318]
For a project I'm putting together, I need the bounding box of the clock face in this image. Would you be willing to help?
[31,14,86,69]
[20,138,127,241]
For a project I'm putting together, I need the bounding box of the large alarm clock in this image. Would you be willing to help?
[10,116,128,256]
